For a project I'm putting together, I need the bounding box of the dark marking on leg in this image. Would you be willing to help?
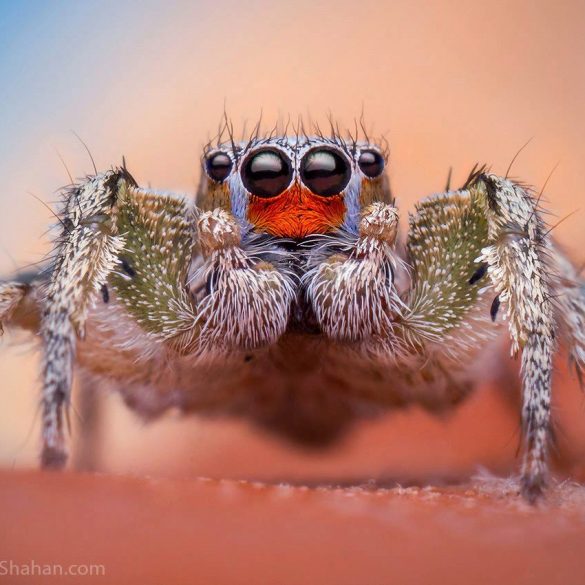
[490,295,500,322]
[101,284,109,304]
[121,258,136,278]
[469,262,488,285]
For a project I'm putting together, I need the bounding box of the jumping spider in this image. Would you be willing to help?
[1,122,584,503]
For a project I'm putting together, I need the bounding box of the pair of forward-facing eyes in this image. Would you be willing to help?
[204,146,385,199]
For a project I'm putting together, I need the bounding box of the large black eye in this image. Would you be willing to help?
[358,149,385,178]
[241,149,292,198]
[206,152,233,183]
[300,148,351,196]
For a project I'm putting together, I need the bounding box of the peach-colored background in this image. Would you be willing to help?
[1,0,584,483]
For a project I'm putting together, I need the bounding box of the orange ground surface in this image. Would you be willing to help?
[2,370,585,584]
[1,470,585,585]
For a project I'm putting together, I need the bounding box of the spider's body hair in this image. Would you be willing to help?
[303,203,404,343]
[553,249,585,380]
[39,172,127,466]
[0,283,28,334]
[0,130,584,503]
[403,190,490,343]
[194,210,296,354]
[110,181,198,351]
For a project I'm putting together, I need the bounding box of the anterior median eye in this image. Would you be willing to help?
[205,152,233,182]
[300,148,351,196]
[241,149,292,198]
[358,149,385,178]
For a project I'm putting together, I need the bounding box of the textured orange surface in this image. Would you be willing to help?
[1,470,585,585]
[2,0,585,475]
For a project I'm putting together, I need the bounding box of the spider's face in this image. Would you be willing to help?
[198,136,391,238]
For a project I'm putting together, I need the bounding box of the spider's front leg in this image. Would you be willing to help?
[40,171,127,467]
[304,202,403,343]
[193,208,296,353]
[476,175,556,500]
[400,173,581,502]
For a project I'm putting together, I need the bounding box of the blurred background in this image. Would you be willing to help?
[1,0,584,484]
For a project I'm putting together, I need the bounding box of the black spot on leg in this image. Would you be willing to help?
[54,386,67,406]
[205,270,219,296]
[490,295,501,322]
[469,263,488,285]
[244,354,254,363]
[521,472,547,505]
[63,217,74,232]
[101,284,109,304]
[120,258,136,278]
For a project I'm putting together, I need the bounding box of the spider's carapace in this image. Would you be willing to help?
[198,136,392,238]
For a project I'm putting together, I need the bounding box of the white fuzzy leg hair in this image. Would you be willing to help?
[0,282,28,333]
[304,202,404,343]
[476,174,556,501]
[194,208,296,354]
[41,171,125,468]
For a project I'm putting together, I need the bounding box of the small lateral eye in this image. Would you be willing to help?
[241,149,293,198]
[300,148,351,197]
[358,149,385,178]
[206,152,233,183]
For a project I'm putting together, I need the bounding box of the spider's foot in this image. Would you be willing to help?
[41,444,68,470]
[195,208,295,352]
[305,202,401,341]
[520,472,547,504]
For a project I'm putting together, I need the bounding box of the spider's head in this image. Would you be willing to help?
[197,135,392,238]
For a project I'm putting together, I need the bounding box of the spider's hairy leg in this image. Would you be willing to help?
[40,170,127,469]
[551,246,585,381]
[474,174,556,502]
[0,282,30,333]
[194,208,296,352]
[399,173,561,502]
[0,269,47,333]
[304,202,402,341]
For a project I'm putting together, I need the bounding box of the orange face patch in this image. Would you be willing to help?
[247,182,346,238]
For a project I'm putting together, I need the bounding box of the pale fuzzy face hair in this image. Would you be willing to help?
[197,128,392,238]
